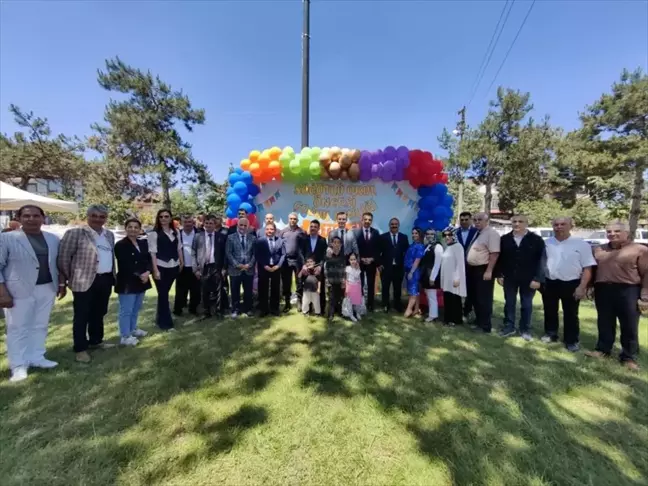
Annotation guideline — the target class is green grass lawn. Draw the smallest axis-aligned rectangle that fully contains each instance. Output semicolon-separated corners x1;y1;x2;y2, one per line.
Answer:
1;287;647;486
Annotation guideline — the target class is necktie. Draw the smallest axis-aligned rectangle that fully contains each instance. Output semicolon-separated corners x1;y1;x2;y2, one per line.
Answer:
241;236;246;250
392;234;397;247
365;229;370;241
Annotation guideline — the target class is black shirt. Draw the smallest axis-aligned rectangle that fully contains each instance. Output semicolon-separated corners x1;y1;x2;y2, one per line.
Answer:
26;232;52;285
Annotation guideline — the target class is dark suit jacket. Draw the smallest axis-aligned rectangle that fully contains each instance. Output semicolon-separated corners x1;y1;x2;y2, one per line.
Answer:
226;232;256;276
300;234;328;265
457;226;479;253
255;236;286;269
379;231;409;268
228;226;255;236
495;231;546;284
192;231;227;272
356;227;381;262
114;238;152;294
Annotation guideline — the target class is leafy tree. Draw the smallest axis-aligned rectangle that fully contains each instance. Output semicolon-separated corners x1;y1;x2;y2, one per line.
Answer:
448;179;482;215
566;68;648;236
438;127;470;218
93;57;211;209
463;88;535;215
570;198;606;229
169;188;202;217
0;105;85;194
515;199;565;227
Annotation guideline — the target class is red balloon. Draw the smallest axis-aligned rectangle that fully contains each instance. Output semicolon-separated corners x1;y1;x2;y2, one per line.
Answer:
430;160;442;174
409;149;424;167
227;218;237;228
439;172;449;184
423;151;434;163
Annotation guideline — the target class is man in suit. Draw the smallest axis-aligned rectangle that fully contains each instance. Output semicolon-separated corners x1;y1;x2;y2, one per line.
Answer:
456;211;479;320
58;204;116;364
255;222;285;316
226;217;256;317
495;214;546;340
379;217;409;312
280;212;306;312
193;214;228;319
327;211;358;257
213;215;230;312
174;214;201;316
0;205;66;382
356;212;381;312
227;208;256;236
257;213;275;238
300;219;328;312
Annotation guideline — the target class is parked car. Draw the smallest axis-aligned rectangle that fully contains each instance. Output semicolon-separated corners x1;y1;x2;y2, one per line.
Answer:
529;227;554;240
585;229;648;247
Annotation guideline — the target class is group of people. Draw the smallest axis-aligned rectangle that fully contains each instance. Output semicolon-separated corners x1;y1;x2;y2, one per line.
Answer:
0;203;646;383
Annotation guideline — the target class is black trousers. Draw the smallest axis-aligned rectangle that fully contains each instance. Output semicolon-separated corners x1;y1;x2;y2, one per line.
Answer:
542;278;581;345
327;283;343;317
443;292;463;325
466;265;495;332
463;260;475;317
72;273;114;352
594;283;640;362
258;268;281;314
174;267;201;314
381;264;404;311
281;262;303;305
360;262;377;311
230;273;253;314
154;266;178;330
201;264;222;317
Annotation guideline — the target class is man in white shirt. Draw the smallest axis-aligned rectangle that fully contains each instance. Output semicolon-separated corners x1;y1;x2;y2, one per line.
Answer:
541;216;596;352
174;215;201;316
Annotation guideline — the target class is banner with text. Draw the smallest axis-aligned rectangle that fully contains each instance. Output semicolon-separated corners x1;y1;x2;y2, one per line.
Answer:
255;180;419;238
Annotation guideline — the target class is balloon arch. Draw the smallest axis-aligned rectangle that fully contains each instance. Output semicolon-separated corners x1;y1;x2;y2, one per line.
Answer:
225;146;453;231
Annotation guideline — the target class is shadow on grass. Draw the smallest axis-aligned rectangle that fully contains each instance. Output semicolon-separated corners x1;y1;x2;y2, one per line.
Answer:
302;308;648;486
0;294;297;486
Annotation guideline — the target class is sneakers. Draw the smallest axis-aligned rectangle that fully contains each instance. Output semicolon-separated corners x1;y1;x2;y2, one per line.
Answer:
132;329;148;338
349;315;358;322
499;328;516;338
540;335;558;343
521;333;533;342
75;351;91;364
10;366;28;382
566;343;580;353
120;336;139;347
30;358;58;369
231;312;238;319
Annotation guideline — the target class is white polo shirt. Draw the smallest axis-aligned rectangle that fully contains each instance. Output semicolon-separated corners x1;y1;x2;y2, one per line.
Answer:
180;229;195;266
545;236;596;281
95;229;113;274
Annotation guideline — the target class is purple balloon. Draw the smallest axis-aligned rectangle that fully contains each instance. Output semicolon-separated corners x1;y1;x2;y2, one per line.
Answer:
360;167;372;182
394;165;405;181
359;152;371;171
398;155;410;169
383;159;396;175
372;150;384;164
396;145;409;159
380;170;393;182
371;163;381;179
384;146;397;161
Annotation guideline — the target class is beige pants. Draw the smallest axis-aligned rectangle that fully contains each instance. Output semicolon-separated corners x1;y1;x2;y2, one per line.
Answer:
302;291;321;314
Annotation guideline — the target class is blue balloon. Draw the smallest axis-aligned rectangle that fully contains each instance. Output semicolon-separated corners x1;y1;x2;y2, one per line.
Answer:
444;206;454;219
417;186;434;198
248;203;257;214
248;183;260;198
240;171;253;185
226;193;242;208
229;172;242;185
226;186;234;195
233;181;248;197
432;218;450;231
239;202;253;214
234;167;243;175
419;195;439;209
418;208;434;221
225;207;236;219
442;194;454;207
414;218;429;229
433;206;447;219
430;183;448;198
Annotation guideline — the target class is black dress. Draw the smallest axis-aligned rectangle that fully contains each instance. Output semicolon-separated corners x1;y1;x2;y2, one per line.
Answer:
419;243;442;290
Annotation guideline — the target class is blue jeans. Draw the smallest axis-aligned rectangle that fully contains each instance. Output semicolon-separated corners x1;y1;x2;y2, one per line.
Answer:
503;280;536;333
118;293;145;338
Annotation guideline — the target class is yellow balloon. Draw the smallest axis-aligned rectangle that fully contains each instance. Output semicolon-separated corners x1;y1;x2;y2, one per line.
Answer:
249;150;261;162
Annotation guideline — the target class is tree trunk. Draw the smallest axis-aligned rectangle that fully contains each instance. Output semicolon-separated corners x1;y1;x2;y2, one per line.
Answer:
628;161;645;239
456;179;465;225
19;176;30;190
484;183;493;217
161;170;171;210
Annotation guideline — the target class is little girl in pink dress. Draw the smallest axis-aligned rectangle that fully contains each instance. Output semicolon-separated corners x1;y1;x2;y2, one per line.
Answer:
343;254;365;322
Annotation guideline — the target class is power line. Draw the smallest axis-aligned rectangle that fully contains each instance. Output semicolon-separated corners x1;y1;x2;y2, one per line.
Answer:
484;0;537;97
467;0;516;106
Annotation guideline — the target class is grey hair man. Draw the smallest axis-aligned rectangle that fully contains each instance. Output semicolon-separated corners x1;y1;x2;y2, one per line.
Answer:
279;212;306;312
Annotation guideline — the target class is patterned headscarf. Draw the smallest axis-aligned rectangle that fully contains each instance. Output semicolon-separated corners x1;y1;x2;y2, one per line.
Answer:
442;226;457;244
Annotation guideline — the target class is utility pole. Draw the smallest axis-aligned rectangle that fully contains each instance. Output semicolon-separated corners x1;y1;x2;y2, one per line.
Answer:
301;0;310;149
454;106;466;224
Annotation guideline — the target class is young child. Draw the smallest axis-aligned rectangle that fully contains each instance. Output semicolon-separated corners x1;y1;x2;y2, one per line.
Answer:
300;257;321;315
343;253;365;322
324;236;346;320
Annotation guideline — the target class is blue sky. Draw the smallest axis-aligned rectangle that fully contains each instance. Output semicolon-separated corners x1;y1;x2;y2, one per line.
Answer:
1;0;646;182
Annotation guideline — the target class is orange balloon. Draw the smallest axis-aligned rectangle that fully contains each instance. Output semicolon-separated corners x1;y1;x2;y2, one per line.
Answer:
258;154;271;169
348;162;360;181
328;161;341;179
240;158;251;171
350;149;361;163
269;146;282;160
320;167;331;180
249;162;262;177
249;150;261;162
340;153;352;169
268;160;281;176
340;169;349;180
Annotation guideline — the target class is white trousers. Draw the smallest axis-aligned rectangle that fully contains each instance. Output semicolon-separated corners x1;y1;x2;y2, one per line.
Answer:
425;288;439;319
302;291;321;314
5;284;56;369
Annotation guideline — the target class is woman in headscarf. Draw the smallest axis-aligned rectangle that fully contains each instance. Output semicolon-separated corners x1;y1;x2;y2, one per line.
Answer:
419;229;444;322
404;227;425;317
440;226;466;326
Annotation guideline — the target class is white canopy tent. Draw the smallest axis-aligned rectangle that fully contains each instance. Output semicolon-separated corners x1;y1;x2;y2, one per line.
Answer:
0;181;79;213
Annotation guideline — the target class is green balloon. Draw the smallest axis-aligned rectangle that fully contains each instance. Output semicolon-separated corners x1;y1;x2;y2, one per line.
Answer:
310;146;322;161
289;159;301;174
300;147;312;160
279;152;292;166
283;146;295;157
309;161;320;176
299;155;310;169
